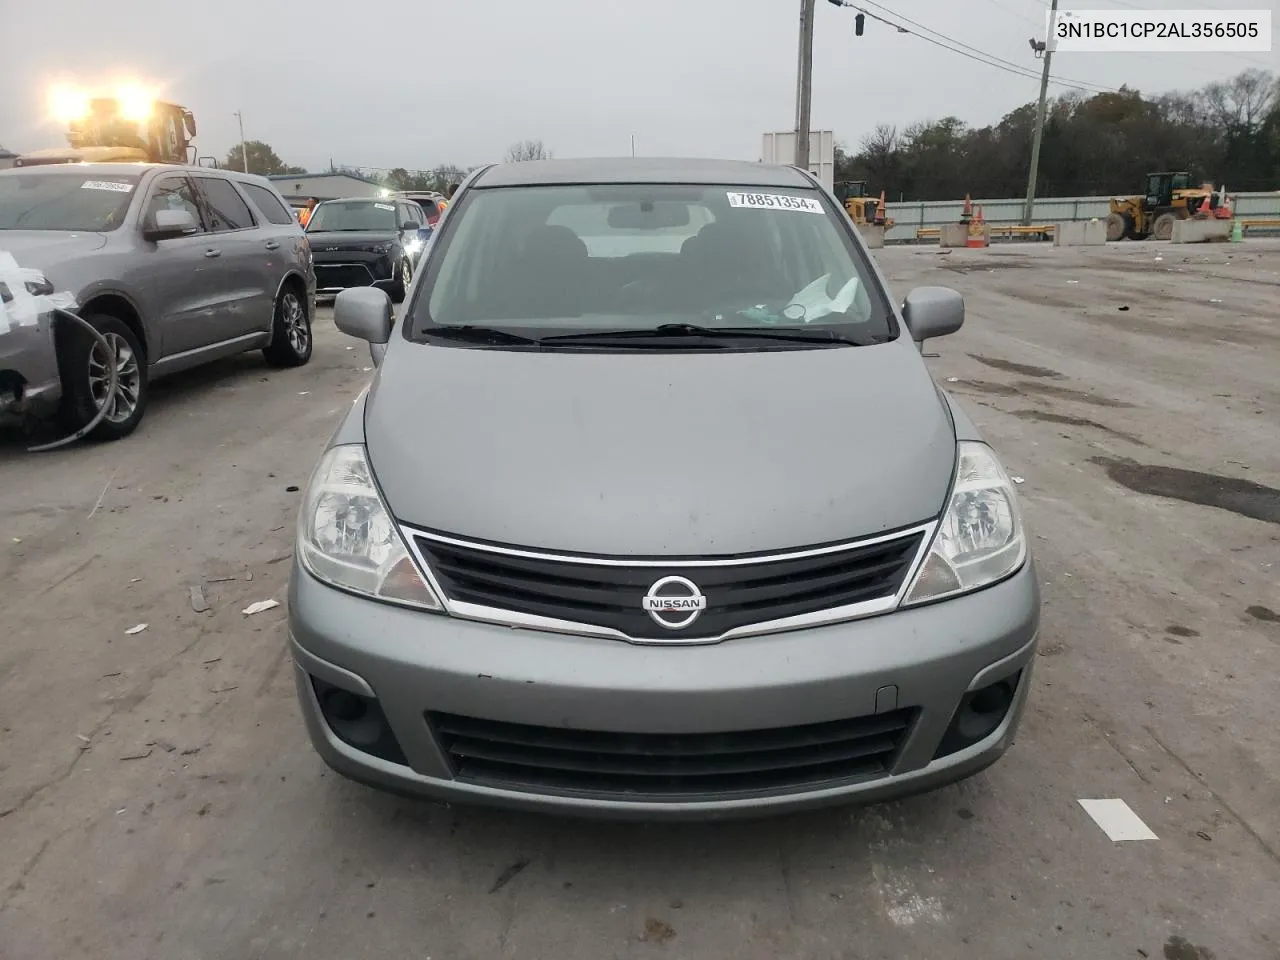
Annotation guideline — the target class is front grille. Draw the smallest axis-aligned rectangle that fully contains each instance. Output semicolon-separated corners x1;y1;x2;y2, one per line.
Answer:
414;529;924;640
429;708;917;800
314;263;375;289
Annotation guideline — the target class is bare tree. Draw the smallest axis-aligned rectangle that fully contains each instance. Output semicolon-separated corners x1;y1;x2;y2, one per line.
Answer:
1202;68;1275;130
504;139;550;162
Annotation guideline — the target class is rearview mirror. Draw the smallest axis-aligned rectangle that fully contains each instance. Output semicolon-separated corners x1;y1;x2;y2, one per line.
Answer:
334;288;395;365
607;202;690;229
901;286;964;344
143;208;198;241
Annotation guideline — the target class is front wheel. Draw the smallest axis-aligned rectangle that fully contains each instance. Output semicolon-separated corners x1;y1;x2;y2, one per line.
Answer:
263;285;312;368
1105;213;1127;242
1153;213;1177;242
389;258;412;304
60;314;148;442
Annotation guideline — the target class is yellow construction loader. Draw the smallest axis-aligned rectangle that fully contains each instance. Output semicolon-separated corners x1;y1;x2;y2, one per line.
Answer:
834;180;895;230
1105;172;1229;242
15;86;197;167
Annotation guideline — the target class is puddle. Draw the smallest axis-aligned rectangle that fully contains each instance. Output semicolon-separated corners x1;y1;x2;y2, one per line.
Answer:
1246;605;1279;624
969;355;1064;379
1008;409;1146;446
1091;457;1280;525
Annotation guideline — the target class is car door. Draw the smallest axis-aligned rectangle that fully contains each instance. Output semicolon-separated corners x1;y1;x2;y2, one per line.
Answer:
191;174;273;340
135;173;237;359
241;180;310;310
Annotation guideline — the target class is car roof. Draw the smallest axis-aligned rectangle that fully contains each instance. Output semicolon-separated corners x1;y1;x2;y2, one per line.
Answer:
473;157;816;189
316;196;397;204
0;162;283;188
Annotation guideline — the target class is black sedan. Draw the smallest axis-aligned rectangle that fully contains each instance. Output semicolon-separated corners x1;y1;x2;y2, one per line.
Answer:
304;197;428;302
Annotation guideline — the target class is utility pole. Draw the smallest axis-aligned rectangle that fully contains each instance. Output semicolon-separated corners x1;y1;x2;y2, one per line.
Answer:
794;0;817;172
1022;0;1058;225
233;111;249;173
631;134;636;158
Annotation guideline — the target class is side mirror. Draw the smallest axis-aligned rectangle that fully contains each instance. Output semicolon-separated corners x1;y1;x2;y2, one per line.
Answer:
143;208;198;241
901;286;964;344
400;222;417;232
334;288;395;365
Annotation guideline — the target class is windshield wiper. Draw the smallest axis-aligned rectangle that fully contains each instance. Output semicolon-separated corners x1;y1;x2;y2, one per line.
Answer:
541;323;878;347
422;324;541;346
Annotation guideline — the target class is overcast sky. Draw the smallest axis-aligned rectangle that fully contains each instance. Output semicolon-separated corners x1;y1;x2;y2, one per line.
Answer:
0;0;1275;171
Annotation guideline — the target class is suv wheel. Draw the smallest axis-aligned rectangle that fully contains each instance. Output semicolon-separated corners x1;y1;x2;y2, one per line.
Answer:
389;258;413;304
263;285;313;368
60;314;148;442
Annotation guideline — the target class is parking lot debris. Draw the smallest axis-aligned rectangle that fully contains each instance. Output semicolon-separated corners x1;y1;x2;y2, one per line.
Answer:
124;623;148;635
1118;305;1130;311
119;748;153;761
241;600;279;616
189;585;210;613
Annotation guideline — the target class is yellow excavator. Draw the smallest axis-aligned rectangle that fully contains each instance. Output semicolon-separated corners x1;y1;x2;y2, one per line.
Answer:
1105;172;1230;242
834;181;895;230
15;87;197;167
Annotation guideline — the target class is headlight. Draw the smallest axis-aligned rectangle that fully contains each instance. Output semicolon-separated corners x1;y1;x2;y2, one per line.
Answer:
297;444;443;611
902;441;1026;605
364;241;394;254
25;277;55;297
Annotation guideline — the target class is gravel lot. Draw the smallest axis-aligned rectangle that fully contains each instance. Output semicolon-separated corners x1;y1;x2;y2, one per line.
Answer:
2;239;1277;960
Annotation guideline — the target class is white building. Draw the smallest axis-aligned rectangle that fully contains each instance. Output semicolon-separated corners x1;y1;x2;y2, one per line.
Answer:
266;172;384;202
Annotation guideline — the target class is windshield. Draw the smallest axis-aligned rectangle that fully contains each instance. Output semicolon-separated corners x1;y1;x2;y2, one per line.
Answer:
306;200;398;232
0;172;139;232
411;183;892;345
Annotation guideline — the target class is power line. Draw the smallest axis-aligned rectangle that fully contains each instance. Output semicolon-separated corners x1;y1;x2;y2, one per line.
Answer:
855;0;1119;93
828;0;1117;94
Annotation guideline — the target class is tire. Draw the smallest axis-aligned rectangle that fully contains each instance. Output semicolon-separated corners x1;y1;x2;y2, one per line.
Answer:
59;313;147;442
263;284;313;368
389;258;412;304
1153;213;1177;241
1105;213;1127;242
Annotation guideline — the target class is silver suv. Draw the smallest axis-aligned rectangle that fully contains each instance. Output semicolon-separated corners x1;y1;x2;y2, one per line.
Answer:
0;163;315;441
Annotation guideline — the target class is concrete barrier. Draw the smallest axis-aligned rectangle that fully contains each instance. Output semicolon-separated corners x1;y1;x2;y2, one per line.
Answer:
939;223;970;248
1055;220;1106;247
1171;219;1232;243
857;224;885;248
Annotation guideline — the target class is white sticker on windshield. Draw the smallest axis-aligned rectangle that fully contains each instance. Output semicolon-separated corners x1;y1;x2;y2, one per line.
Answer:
81;180;134;193
374;202;396;211
727;192;822;213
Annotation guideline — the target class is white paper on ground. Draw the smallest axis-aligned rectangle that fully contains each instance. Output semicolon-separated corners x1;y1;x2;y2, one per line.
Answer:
242;599;280;616
1077;798;1158;841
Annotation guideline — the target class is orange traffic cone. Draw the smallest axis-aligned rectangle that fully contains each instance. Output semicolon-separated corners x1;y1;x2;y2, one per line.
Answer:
961;193;973;222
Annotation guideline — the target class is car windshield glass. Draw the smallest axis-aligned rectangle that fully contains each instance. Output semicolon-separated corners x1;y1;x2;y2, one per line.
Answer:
0;172;139;232
307;200;398;232
411;183;893;345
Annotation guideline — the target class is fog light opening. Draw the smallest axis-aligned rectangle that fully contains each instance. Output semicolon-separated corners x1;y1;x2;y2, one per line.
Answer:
311;677;409;766
935;671;1022;760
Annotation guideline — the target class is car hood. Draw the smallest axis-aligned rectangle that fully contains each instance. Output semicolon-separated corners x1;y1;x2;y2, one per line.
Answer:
305;230;396;251
0;231;108;273
365;340;957;556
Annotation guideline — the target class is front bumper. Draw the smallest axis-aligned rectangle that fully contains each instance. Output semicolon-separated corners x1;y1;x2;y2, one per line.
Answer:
288;558;1040;819
312;253;396;296
0;307;64;418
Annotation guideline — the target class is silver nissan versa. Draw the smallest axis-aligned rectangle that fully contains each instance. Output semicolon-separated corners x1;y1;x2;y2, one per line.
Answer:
288;158;1039;819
